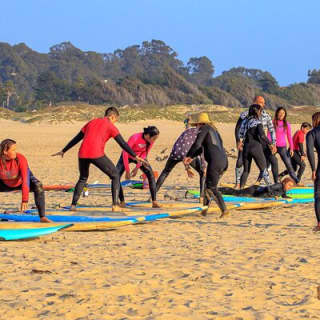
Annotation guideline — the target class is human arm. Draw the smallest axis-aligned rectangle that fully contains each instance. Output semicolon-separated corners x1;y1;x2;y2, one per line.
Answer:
186;126;208;159
121;134;138;174
306;131;316;178
114;134;137;159
18;155;30;207
52;131;84;157
235;117;244;143
287;122;294;153
257;123;272;146
266;115;277;145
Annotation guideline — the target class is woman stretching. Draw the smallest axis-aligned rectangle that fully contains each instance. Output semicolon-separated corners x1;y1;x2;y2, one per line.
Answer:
269;107;299;183
52;107;143;212
116;126;160;208
184;113;228;217
307;112;320;231
156;125;206;202
238;104;272;188
0;139;51;222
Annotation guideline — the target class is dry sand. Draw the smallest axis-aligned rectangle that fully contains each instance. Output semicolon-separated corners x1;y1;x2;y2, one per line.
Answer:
0;119;319;320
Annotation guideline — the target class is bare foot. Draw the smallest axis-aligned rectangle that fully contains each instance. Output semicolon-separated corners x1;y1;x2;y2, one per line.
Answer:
233;184;240;190
220;211;230;218
119;201;126;208
313;226;320;232
70;205;77;211
112;205;129;213
152;201;161;208
40;217;52;223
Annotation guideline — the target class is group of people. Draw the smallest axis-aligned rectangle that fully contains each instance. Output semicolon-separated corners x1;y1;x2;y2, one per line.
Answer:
1;102;320;229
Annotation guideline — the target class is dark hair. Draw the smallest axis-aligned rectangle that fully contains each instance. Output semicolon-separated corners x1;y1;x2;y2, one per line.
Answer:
301;122;312;129
143;126;160;138
274;107;288;129
105;107;119;117
248;104;261;119
312;112;320;128
0;139;16;164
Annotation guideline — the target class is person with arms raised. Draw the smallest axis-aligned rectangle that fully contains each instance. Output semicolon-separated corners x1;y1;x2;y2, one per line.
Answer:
52;107;144;212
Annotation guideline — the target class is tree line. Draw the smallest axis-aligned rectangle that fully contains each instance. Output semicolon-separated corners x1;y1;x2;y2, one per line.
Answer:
1;40;320;111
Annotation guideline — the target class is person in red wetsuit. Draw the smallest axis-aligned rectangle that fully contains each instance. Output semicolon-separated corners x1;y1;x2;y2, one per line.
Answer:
0;139;51;222
52;107;144;212
116;126;160;208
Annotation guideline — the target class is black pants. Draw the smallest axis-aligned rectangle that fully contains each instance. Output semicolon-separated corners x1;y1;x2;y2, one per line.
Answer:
315;168;320;223
203;157;228;213
0;170;45;217
72;156;120;206
276;147;298;183
116;155;156;202
280;150;306;182
156;157;205;197
257;144;279;183
240;142;271;188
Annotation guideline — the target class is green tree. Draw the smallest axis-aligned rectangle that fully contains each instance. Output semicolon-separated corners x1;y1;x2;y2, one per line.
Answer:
187;56;214;86
308;69;320;84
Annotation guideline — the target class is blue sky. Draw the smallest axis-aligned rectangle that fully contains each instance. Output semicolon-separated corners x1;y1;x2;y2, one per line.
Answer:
1;0;319;85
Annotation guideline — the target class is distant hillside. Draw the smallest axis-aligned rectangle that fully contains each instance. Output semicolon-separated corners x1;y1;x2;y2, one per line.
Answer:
1;40;320;111
0;103;317;124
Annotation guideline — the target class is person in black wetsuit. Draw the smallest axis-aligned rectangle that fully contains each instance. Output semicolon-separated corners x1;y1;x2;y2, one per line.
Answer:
52;107;144;212
183;113;228;217
219;177;295;199
306;112;320;230
238;104;272;189
234;96;278;187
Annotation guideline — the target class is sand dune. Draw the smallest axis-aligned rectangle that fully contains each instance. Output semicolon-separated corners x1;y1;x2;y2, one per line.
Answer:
0;119;319;320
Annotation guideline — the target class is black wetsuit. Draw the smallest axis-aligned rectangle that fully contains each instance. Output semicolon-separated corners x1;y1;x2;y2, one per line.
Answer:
239;118;272;188
306;126;320;223
219;183;286;199
62;132;136;206
280;144;306;183
187;124;228;213
0;171;45;218
116;154;157;202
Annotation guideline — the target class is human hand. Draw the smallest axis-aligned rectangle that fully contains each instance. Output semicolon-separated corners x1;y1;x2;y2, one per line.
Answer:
131;167;139;178
290;150;294;157
51;151;64;158
125;171;131;180
20;202;28;212
183;157;193;165
186;168;194;178
301;156;306;162
237;141;243;151
312;171;316;182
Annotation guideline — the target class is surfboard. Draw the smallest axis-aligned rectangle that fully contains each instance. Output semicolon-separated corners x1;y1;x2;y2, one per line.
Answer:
0;224;72;240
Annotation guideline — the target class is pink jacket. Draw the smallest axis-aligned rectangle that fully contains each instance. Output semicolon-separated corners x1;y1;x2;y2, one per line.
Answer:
268;120;293;149
122;132;153;173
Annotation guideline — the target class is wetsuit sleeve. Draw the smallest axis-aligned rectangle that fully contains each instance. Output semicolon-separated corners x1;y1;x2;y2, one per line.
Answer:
238;120;247;140
18;155;30;203
122;135;137;173
114;134;137;158
298;143;305;156
235;117;244;143
186;126;208;158
266;115;276;144
287;122;294;150
306;130;316;171
62;131;84;153
257;124;271;145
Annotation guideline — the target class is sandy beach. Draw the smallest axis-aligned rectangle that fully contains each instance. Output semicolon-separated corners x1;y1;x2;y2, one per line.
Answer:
0;119;319;320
